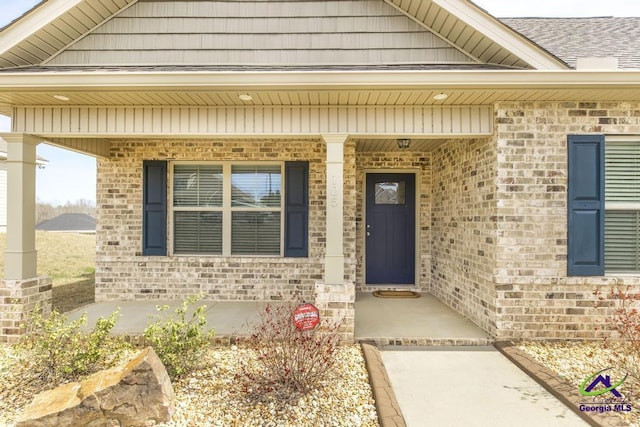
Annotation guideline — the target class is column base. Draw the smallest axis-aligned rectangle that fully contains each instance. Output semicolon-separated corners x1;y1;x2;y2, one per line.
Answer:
315;280;355;343
0;276;52;343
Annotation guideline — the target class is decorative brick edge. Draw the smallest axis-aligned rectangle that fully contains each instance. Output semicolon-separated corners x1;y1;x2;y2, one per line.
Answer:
360;341;406;427
494;342;630;427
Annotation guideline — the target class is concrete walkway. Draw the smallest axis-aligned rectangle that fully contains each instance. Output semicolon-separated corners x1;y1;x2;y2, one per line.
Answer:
381;347;588;427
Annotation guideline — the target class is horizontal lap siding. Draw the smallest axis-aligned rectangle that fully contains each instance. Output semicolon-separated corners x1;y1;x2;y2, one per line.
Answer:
48;0;473;66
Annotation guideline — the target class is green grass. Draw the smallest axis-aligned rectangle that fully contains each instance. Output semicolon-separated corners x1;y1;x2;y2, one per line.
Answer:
0;231;95;287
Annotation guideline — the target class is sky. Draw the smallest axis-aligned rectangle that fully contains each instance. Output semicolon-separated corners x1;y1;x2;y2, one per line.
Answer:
1;0;640;204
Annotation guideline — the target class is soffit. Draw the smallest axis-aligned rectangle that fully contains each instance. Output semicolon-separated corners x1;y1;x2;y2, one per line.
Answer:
3;87;640;117
3;86;640;106
0;0;137;69
2;68;640;113
386;0;567;69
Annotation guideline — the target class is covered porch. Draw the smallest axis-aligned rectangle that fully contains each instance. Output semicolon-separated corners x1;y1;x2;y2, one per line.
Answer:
0;89;497;343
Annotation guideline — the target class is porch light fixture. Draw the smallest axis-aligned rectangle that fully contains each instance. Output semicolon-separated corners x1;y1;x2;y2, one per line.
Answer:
397;138;410;149
238;94;253;101
53;94;70;101
433;92;448;101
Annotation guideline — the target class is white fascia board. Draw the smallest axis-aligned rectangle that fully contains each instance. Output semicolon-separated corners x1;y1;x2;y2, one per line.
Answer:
0;70;639;90
0;0;84;56
434;0;567;70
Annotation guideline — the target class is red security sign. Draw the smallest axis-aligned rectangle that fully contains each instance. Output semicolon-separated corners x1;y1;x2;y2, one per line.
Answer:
292;303;320;331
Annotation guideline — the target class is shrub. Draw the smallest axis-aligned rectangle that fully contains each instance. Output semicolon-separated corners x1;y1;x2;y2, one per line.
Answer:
20;307;128;383
143;295;214;379
595;286;640;377
237;302;342;404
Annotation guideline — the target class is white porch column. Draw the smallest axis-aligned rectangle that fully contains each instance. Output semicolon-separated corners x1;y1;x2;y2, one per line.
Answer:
2;133;39;279
322;134;348;285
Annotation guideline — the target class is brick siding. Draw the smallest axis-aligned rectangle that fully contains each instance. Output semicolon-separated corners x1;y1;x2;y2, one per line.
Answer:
96;139;327;303
493;101;640;339
430;138;498;335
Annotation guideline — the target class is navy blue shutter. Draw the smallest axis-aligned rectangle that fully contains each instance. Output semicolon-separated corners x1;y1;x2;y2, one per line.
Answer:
567;135;605;276
143;161;167;256
284;161;309;257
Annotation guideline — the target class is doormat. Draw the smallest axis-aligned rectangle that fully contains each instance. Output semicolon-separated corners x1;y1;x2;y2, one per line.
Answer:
372;290;420;298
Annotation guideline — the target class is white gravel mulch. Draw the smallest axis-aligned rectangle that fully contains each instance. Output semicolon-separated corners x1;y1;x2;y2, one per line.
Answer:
519;341;639;427
0;344;379;427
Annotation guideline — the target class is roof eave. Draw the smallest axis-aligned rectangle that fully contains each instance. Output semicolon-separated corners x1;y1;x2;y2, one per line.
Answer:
435;0;569;70
0;69;637;91
0;0;84;57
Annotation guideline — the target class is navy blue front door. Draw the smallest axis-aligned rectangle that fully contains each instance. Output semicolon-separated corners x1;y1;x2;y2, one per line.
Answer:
365;173;415;284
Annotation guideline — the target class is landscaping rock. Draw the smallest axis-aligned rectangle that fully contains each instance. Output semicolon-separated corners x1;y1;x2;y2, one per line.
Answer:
16;347;174;427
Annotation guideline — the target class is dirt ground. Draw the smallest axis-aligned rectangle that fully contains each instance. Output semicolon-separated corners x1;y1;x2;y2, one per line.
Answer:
51;274;95;313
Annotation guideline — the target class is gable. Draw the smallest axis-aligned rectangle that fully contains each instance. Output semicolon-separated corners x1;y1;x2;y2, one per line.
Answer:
0;0;569;71
46;0;476;66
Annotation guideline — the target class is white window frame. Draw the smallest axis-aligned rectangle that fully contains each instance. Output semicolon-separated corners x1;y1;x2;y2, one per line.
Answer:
169;161;284;257
604;135;640;274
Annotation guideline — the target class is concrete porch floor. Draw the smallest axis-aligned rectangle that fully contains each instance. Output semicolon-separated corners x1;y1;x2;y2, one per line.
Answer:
63;292;492;345
355;292;493;346
65;300;269;340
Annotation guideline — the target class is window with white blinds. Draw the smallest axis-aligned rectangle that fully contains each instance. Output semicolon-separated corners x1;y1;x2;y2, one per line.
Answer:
172;163;282;256
231;165;281;254
605;140;640;272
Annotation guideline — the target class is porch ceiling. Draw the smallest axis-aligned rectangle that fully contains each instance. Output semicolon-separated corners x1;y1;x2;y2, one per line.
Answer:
355;138;450;152
3;87;640;117
2;69;640;117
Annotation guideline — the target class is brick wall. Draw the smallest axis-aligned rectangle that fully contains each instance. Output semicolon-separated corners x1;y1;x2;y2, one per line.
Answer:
95;139;327;303
430;138;498;335
0;277;52;343
355;151;431;291
494;101;640;339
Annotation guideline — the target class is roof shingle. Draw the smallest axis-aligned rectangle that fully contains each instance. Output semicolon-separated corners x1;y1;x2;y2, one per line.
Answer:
501;17;640;69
